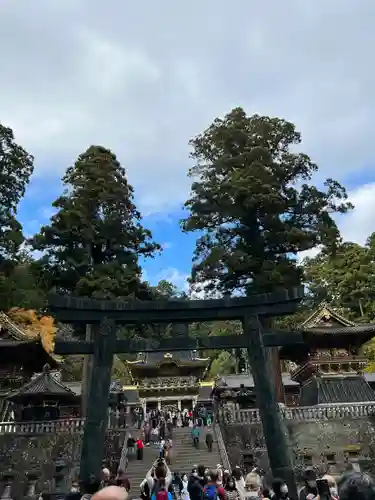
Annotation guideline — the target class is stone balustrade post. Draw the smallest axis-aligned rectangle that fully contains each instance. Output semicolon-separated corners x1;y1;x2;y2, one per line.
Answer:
24;471;39;500
53;460;66;500
0;471;14;500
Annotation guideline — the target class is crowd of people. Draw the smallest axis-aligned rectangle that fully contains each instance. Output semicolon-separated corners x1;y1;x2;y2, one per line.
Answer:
131;407;214;431
67;459;375;500
124;407;214;466
64;406;374;500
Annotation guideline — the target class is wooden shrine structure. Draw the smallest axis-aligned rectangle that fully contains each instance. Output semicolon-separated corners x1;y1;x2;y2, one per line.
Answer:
213;302;375;408
125;349;212;412
49;286;305;498
282;302;375;405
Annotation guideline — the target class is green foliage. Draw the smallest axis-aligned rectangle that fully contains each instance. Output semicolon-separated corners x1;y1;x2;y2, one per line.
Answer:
31;145;160;299
190;320;241;377
364;338;375;372
209;350;236;377
302;235;375;321
182;108;353;296
0;123;34;264
152;279;180;299
62;354;131;383
0;262;46;311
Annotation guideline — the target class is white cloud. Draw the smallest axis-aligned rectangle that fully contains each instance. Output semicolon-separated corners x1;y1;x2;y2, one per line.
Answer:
298;183;375;262
153;267;190;292
158;184;375;292
0;0;374;214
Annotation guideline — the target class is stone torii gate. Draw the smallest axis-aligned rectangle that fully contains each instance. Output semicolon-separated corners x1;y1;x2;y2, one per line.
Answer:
49;286;305;498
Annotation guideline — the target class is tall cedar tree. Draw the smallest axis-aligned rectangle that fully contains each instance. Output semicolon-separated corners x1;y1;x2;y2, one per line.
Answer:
182;108;353;295
0;123;34;264
31;145;160;299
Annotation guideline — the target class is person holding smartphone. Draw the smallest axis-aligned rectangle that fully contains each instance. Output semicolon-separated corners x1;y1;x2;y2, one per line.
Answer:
299;470;318;500
319;476;339;500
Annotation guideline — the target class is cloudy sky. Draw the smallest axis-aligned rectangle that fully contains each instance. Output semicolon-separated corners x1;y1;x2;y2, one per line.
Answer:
1;0;375;292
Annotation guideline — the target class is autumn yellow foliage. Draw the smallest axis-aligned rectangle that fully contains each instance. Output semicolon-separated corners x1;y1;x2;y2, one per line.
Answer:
7;308;57;354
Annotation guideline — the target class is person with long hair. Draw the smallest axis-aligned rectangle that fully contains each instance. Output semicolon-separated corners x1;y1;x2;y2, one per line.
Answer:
181;474;190;500
224;477;241;500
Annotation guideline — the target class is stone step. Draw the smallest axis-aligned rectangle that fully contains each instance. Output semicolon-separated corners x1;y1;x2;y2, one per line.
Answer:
122;426;222;494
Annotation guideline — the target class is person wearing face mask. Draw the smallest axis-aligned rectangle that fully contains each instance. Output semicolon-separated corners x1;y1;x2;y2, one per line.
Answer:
243;473;261;500
224;477;241;500
66;481;81;500
271;479;289;500
181;474;190;500
299;469;318;500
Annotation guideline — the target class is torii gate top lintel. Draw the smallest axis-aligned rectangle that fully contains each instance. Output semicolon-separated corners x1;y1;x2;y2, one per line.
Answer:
47;285;304;324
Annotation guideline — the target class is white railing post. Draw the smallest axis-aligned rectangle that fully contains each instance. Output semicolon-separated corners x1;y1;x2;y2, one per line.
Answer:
225;402;375;423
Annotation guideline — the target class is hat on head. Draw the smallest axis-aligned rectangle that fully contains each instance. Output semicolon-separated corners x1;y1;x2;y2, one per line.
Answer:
303;469;317;481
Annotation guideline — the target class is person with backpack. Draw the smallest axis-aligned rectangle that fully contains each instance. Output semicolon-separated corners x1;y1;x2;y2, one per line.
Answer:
151;478;173;500
202;471;225;500
205;429;214;452
146;458;173;496
191;425;200;448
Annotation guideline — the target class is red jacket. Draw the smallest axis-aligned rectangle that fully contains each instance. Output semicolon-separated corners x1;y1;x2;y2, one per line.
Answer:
136;439;144;449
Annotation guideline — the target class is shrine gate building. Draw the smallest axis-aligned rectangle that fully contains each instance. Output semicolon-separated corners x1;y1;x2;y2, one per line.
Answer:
123;350;213;414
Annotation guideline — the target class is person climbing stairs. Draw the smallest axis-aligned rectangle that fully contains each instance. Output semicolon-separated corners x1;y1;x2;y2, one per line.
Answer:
122;426;223;495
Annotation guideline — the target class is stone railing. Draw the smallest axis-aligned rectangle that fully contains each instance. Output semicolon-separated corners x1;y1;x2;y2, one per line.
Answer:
0;375;29;393
0;411;130;435
214;422;231;472
220;402;375;424
0;418;85;435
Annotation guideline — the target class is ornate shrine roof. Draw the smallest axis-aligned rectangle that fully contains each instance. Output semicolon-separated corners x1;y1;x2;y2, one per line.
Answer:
127;350;210;368
300;302;356;329
214;372;299;390
7;364;78;403
0;312;59;369
126;349;211;387
299;374;375;406
300;302;375;337
280;302;375;359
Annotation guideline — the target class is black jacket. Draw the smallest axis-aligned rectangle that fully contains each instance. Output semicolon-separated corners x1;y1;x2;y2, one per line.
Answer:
188;477;203;500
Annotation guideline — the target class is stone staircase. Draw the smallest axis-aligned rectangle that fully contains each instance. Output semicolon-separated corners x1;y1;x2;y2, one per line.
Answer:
125;427;222;496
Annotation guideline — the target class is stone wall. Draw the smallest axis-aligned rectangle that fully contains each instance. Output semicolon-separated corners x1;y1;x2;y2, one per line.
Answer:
0;430;126;498
221;416;375;481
